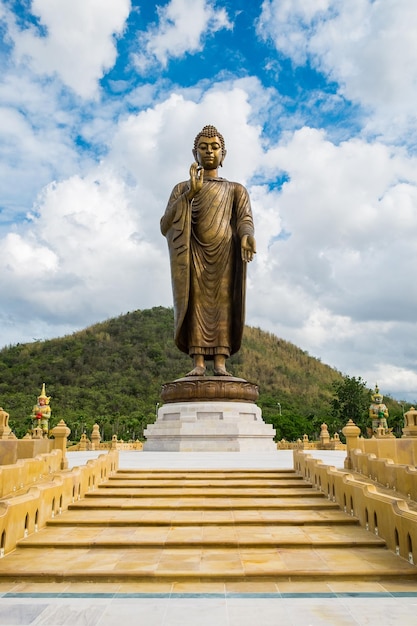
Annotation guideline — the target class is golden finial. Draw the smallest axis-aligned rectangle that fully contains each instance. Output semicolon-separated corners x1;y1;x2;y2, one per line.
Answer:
38;383;51;404
371;383;383;402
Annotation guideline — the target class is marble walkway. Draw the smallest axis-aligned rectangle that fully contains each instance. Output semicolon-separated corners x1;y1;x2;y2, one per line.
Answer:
0;450;417;625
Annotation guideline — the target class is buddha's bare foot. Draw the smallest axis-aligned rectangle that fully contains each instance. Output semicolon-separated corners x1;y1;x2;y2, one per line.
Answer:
186;365;206;377
214;367;233;376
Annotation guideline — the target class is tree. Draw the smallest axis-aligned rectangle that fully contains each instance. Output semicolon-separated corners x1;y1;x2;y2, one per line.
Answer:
330;375;369;435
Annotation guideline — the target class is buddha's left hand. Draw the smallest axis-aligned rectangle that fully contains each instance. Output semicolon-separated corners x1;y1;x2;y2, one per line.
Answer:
241;235;256;263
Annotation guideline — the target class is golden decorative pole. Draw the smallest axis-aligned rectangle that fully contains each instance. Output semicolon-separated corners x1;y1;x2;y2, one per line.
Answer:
51;420;71;469
342;419;361;469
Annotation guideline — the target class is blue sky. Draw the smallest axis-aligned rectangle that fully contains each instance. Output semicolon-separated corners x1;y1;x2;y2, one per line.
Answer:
1;0;417;402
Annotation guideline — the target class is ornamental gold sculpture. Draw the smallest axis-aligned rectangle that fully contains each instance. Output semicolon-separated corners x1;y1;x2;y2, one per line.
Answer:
161;125;256;377
31;383;51;436
368;384;392;436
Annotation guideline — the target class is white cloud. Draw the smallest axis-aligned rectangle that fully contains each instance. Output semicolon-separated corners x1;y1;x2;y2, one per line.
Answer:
3;232;58;278
257;0;332;65
0;167;168;328
0;60;126;235
8;0;131;98
0;91;80;233
363;364;417;401
264;127;417;268
133;0;232;71
108;82;263;193
257;0;417;140
244;125;417;399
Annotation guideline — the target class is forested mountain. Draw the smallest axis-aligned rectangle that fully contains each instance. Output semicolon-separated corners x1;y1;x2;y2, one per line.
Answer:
0;307;405;441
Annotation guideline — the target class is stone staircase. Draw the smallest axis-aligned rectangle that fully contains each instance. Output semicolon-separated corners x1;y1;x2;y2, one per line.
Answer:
1;468;417;582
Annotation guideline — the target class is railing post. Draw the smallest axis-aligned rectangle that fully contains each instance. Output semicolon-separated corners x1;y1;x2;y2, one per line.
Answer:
51;420;71;469
342;419;361;469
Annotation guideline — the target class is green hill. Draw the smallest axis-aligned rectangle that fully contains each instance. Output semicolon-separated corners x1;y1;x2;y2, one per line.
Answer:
0;307;407;441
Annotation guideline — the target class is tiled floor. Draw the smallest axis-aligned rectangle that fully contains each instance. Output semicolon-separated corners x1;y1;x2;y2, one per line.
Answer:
1;450;417;625
1;582;417;625
67;449;345;471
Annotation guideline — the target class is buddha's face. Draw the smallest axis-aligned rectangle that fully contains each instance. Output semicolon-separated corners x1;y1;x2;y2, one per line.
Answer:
194;135;224;170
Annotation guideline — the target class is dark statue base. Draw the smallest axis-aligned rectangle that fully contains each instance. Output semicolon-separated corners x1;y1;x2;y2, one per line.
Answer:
160;376;259;403
143;377;276;452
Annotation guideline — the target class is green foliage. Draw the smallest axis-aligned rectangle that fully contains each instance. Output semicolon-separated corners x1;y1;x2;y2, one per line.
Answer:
0;307;185;439
0;307;411;441
330;375;369;434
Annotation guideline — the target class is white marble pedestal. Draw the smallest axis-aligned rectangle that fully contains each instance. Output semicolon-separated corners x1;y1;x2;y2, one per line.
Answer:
143;400;276;451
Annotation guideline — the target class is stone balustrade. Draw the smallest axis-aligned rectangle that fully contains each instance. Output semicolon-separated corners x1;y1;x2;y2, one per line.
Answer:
0;450;118;557
294;449;417;564
0;450;63;499
67;440;143;452
349;449;417;500
353;436;417;466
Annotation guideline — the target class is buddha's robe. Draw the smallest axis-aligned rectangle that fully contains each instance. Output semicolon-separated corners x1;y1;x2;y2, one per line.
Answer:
161;177;254;358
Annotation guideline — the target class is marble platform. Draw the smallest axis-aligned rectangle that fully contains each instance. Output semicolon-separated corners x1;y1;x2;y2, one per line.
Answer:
143;376;276;451
143;400;276;451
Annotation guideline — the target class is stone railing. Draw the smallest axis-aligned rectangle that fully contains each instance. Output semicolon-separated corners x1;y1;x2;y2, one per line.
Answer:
0;419;73;470
67;437;143;452
350;437;417;467
0;450;118;557
277;428;346;451
349;449;417;500
339;418;417;501
0;449;63;499
294;447;417;565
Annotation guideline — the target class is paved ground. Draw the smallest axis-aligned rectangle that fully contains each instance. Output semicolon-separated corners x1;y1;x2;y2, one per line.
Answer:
1;450;417;625
67;449;348;471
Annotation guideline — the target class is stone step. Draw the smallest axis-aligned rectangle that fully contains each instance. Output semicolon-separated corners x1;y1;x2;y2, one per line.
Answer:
70;495;338;509
45;508;361;526
114;468;299;472
104;479;308;488
18;524;386;549
2;466;417;584
1;545;415;582
105;470;305;486
114;470;298;479
86;487;316;497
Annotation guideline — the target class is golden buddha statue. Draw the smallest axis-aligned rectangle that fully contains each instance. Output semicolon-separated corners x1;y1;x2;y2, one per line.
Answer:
161;125;256;377
32;383;51;436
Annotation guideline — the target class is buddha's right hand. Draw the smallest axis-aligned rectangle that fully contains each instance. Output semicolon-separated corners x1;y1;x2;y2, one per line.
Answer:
187;162;204;200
